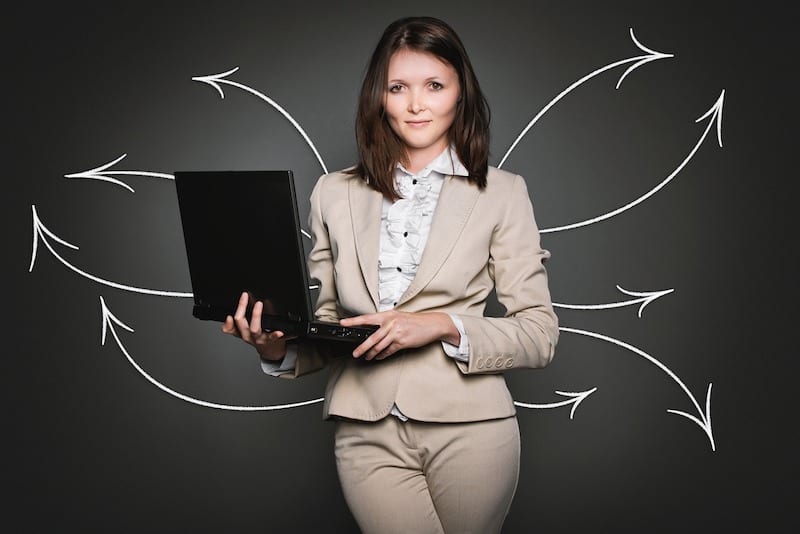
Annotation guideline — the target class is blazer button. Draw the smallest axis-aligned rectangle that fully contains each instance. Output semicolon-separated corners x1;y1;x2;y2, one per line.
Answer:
505;359;514;368
495;358;504;368
484;357;494;368
476;358;484;369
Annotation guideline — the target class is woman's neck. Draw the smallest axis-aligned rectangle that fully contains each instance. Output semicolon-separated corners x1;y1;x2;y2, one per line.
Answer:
403;143;449;174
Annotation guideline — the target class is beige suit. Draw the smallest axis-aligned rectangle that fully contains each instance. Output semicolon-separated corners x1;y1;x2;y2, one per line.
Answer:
284;165;558;423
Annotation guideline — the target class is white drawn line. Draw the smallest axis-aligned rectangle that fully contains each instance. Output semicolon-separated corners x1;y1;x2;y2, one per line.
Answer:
541;90;725;234
65;154;174;193
560;326;715;451
100;296;324;411
514;387;597;419
498;28;673;169
554;285;674;318
192;66;329;174
64;154;315;239
29;205;193;298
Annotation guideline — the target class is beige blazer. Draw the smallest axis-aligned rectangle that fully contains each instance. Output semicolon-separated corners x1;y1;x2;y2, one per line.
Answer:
286;166;559;423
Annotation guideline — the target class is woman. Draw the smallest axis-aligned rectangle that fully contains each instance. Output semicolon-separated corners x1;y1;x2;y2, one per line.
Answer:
223;16;558;534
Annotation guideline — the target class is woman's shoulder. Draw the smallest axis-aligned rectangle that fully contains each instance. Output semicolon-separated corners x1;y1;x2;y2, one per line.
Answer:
484;166;526;194
315;166;365;189
486;165;522;181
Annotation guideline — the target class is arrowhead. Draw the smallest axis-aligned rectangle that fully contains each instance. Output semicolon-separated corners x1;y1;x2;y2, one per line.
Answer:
99;296;134;346
29;205;80;273
616;28;674;89
616;285;675;318
666;382;715;451
555;387;598;419
64;154;135;192
192;66;240;99
695;89;725;147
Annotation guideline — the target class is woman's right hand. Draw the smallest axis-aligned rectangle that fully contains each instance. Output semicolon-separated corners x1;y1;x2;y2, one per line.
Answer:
222;291;290;361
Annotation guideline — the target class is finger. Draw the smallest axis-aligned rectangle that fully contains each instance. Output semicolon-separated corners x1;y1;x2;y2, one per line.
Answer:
250;301;264;337
234;291;249;320
222;315;239;336
269;331;285;341
352;328;386;359
235;314;252;343
375;343;397;360
366;334;395;361
340;313;381;327
363;328;396;361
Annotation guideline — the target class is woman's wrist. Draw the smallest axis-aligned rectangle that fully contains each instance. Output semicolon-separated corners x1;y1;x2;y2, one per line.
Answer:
435;312;461;346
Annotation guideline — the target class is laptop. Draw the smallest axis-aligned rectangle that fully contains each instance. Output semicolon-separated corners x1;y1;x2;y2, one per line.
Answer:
173;169;378;344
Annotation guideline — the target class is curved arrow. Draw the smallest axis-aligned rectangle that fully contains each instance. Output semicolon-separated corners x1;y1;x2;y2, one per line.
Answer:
554;285;674;318
100;296;324;411
192;66;328;174
541;90;725;233
560;326;714;451
498;28;673;169
64;154;174;193
514;387;597;419
29;205;193;298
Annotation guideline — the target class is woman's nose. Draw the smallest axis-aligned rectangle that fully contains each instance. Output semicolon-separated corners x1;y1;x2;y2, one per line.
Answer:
407;90;425;113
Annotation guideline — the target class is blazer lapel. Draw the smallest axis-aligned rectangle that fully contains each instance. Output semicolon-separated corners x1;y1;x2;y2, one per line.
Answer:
348;178;383;311
398;176;481;306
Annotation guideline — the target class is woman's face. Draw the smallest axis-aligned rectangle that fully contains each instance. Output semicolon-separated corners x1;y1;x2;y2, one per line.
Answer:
384;48;460;167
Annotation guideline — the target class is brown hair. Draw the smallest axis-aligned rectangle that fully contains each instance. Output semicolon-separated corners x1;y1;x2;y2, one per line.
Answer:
346;16;491;200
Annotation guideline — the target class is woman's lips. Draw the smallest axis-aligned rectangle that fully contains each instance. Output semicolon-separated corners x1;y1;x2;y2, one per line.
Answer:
405;120;431;128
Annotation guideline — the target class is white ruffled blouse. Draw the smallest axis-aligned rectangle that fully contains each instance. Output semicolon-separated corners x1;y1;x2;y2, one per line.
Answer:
379;151;454;311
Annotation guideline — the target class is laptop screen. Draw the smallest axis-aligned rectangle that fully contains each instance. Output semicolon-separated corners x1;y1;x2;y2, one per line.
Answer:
174;170;313;323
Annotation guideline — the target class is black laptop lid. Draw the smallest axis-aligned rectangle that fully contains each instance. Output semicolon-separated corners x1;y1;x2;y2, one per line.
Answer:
174;170;313;323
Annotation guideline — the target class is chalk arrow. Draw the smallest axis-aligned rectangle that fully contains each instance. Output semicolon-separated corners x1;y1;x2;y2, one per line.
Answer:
99;296;324;411
64;154;174;193
29;205;193;298
542;90;725;233
514;387;597;419
499;28;673;168
554;284;674;318
192;66;328;174
561;326;715;451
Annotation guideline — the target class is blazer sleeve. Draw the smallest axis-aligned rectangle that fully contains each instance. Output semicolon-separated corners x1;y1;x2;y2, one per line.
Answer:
456;174;559;375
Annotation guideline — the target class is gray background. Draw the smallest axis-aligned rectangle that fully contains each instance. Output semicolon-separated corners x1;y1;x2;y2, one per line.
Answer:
7;1;794;532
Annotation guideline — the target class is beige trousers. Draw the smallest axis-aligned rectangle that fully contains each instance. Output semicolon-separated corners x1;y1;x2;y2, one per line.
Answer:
334;415;520;534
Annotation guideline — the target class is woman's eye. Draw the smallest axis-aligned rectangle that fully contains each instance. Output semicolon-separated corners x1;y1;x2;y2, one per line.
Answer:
388;84;403;93
429;82;443;90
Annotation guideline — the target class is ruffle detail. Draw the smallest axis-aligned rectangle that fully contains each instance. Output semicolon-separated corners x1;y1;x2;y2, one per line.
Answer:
378;172;443;311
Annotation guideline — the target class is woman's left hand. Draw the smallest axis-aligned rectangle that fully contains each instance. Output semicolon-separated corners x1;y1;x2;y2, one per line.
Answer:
340;311;460;361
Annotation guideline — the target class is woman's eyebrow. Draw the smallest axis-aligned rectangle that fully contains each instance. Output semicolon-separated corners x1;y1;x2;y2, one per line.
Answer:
387;75;446;84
